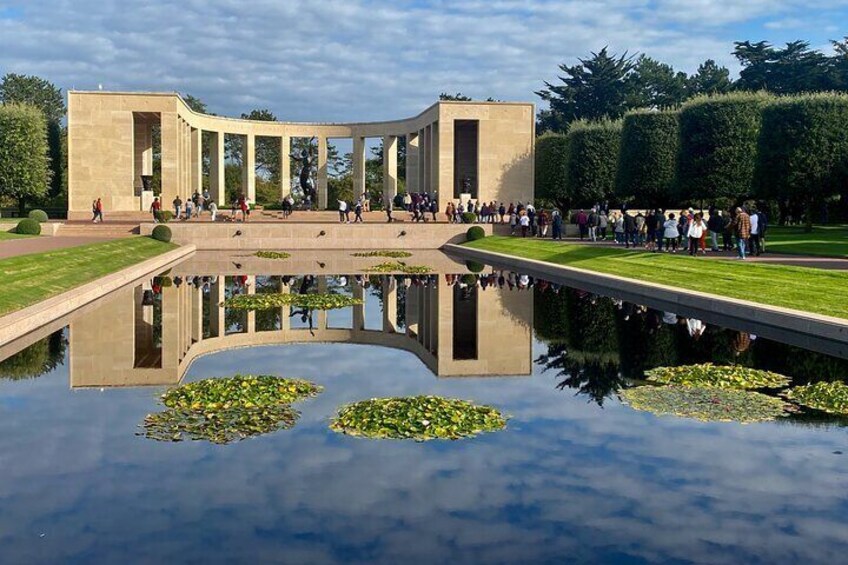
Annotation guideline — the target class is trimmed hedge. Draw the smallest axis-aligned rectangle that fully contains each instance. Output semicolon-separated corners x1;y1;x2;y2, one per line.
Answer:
151;225;172;243
616;110;679;206
466;260;485;273
28;209;48;223
155;210;174;223
466;226;485;241
755;93;848;208
677;91;773;202
461;212;477;224
565;119;622;207
535;133;569;207
15;218;41;235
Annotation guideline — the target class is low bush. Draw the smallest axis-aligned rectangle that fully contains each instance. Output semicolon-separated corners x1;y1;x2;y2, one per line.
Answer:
27;209;48;223
466;226;485;241
466;260;485;273
15;218;41;235
151;225;172;243
155;210;174;223
461;212;477;224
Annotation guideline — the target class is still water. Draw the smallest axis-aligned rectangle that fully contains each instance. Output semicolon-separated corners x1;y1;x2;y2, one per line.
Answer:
1;254;847;563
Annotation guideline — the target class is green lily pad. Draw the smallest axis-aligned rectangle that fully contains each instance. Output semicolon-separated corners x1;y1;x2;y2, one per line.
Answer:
364;261;432;274
645;363;791;390
142;405;299;444
254;251;291;259
223;293;362;311
330;395;508;441
619;385;791;423
162;375;322;410
351;250;412;258
784;381;848;415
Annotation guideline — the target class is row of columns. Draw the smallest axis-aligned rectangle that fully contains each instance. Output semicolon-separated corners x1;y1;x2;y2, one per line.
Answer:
167;120;439;209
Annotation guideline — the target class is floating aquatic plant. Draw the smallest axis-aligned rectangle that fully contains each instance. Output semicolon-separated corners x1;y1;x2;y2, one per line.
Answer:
364;261;432;274
330;395;508;441
223;293;362;311
254;250;291;259
140;375;322;444
619;385;790;423
162;375;322;410
351;250;412;258
783;381;848;415
645;363;791;390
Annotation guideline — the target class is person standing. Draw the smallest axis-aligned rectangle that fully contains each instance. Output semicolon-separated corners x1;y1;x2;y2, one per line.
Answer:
95;198;104;223
519;212;530;237
209;200;218;222
707;210;722;252
731;207;751;259
173;195;182;220
498;202;506;223
623;210;636;248
576;209;588;240
354;199;363;223
385;200;394;223
756;208;768;254
552;209;563;240
749;207;762;256
645;208;658;251
663;213;679;252
687;213;707;256
184;197;193;220
337;199;347;223
653;209;665;252
587;208;598;241
598;210;608;240
538;210;549;238
150;197;161;223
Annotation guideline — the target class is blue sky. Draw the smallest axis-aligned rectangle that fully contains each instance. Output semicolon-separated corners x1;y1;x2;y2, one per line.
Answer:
0;0;846;122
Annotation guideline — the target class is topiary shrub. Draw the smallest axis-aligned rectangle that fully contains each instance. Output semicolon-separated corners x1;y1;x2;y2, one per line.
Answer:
466;260;484;273
536;132;570;210
466;226;485;241
460;274;477;286
15;218;41;235
565;119;622;207
616;110;679;207
28;209;48;223
155;210;174;223
461;212;477;224
151;225;172;243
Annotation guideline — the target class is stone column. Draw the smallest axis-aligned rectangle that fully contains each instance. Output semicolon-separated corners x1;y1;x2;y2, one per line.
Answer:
383;135;398;207
191;127;202;195
430;121;439;202
352;284;364;331
244;133;256;203
185;122;192;197
382;276;397;333
192;284;203;342
210;277;225;338
317;136;328;210
210;132;226;206
280;134;291;200
406;133;419;194
422;125;431;193
280;278;290;331
352;135;366;202
160;113;179;206
317;277;328;330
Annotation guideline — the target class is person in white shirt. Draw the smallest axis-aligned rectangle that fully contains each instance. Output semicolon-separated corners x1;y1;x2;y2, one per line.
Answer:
519;213;531;237
749;208;761;256
338;199;348;223
687;212;707;256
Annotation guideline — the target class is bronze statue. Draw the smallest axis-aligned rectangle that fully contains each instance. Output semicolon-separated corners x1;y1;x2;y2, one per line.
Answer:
290;137;317;204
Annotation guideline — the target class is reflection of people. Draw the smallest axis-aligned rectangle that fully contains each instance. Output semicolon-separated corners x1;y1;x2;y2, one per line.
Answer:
685;317;705;340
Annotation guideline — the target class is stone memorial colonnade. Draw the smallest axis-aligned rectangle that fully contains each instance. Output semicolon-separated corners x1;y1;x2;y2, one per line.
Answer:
67;91;534;220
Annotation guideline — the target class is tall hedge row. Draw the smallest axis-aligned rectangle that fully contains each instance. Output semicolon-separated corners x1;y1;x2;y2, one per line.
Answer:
535;132;569;208
756;93;848;207
676;91;773;202
615;110;679;206
564;119;622;207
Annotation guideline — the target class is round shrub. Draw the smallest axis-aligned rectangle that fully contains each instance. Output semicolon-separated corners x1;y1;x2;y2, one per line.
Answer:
465;260;484;273
155;210;174;223
616;110;679;207
15;218;41;235
151;225;172;243
461;212;477;224
28;209;48;223
460;274;477;286
466;226;485;241
677;92;772;202
565;119;622;207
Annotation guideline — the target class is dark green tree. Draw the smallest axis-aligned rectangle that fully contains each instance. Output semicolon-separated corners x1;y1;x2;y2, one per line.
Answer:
564;119;622;206
537;47;636;131
0;330;67;380
734;40;835;94
534;132;570;211
687;59;733;95
627;55;689;109
439;92;472;101
0;74;65;199
0;103;51;212
616;110;679;206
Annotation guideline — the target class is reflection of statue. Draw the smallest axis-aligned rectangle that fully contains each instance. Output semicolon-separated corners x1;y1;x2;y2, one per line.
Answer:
290;137;316;204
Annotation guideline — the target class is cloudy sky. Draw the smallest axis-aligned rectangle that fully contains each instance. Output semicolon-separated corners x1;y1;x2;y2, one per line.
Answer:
1;0;847;122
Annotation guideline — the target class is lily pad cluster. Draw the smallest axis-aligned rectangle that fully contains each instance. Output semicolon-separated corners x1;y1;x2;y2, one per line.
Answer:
352;250;412;258
620;385;790;423
364;261;432;274
140;375;323;444
330;395;508;440
223;293;363;311
254;251;291;260
645;363;791;390
783;381;848;415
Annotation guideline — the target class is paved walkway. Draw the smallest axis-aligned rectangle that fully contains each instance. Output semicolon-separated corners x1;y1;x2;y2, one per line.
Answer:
0;236;111;260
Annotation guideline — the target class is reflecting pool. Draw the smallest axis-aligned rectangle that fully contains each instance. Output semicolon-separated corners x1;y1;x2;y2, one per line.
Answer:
1;253;848;563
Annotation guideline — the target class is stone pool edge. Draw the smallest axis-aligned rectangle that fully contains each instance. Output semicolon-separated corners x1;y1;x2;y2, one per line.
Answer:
445;243;848;356
0;244;196;346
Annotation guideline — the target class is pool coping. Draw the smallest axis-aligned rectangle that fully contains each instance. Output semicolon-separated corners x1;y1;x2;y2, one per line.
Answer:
445;243;848;358
0;244;196;347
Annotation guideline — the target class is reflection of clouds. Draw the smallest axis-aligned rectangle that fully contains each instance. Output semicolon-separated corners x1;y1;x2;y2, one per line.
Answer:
0;341;847;563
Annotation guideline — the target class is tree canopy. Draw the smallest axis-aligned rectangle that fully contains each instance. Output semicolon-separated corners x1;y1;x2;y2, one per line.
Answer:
0;103;51;211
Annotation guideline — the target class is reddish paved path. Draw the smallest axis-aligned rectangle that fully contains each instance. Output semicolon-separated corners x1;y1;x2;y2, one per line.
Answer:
0;236;111;259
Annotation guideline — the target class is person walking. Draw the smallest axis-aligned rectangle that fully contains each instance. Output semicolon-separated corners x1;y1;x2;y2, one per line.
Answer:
613;212;625;244
623;210;636;248
645;208;658;251
150;197;161;223
653;209;665;252
538;210;549;238
749;207;762;256
687;213;707;256
173;195;182;220
509;209;518;235
552;209;563;240
663;212;679;252
354;199;363;223
386;201;394;223
498;202;506;223
731;207;751;259
95;198;104;223
519;212;530;237
756;208;768;254
707;209;722;252
576;209;588;241
209;200;218;222
598;210;608;240
337;199;347;223
184;197;193;220
587;209;598;241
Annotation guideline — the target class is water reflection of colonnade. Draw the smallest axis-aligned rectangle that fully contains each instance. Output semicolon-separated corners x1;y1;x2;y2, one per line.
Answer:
69;274;532;388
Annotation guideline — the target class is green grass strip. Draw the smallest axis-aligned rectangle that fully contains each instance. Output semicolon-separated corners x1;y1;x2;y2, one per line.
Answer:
764;225;848;258
0;237;177;316
463;236;848;319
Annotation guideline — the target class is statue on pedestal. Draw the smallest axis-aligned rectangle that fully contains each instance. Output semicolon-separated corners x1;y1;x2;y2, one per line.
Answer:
291;137;317;207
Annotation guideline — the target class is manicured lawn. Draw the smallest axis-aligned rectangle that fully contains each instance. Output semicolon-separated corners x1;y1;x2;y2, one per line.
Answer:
463;236;848;319
0;231;34;240
0;237;176;316
764;225;848;257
